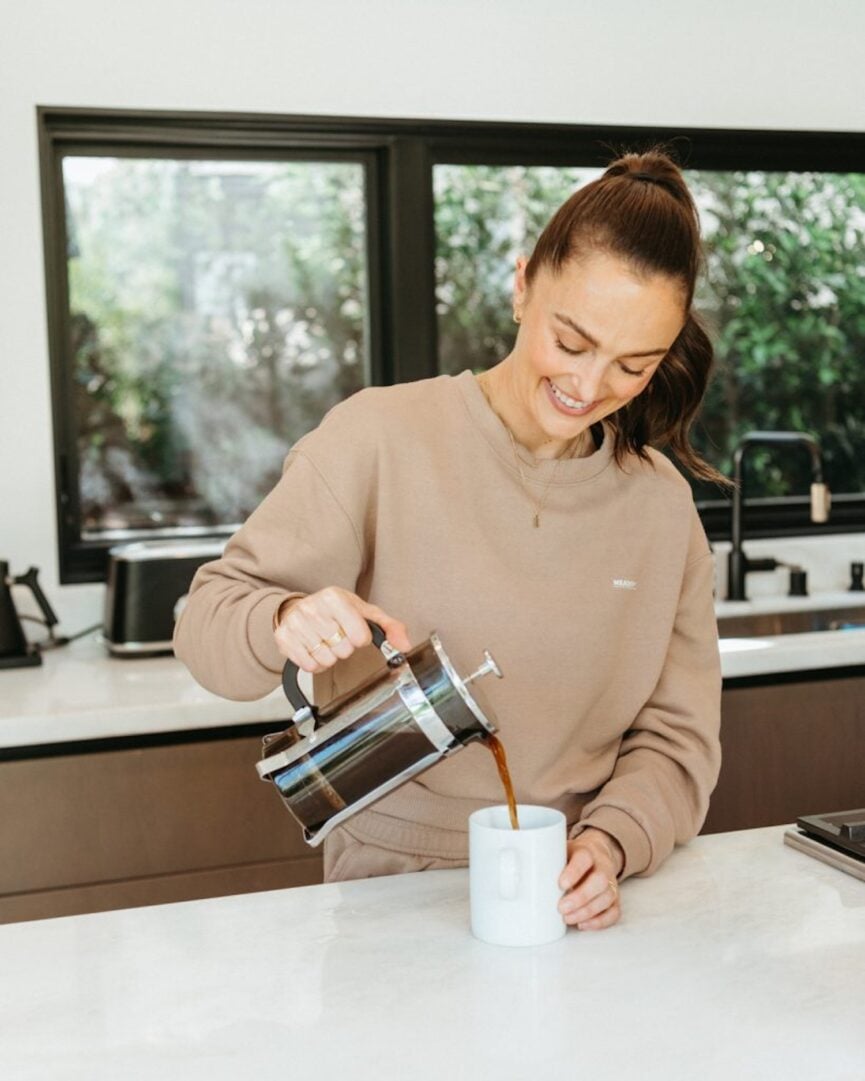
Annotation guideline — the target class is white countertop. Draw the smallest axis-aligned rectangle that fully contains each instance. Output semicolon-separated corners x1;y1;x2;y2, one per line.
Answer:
0;634;288;750
1;592;864;751
715;590;865;679
0;825;862;1081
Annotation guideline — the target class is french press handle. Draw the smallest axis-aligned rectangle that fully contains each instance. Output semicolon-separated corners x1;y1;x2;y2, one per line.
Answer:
280;620;407;720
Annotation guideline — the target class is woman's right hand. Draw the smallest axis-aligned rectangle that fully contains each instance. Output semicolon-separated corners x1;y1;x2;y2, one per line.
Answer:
273;586;411;674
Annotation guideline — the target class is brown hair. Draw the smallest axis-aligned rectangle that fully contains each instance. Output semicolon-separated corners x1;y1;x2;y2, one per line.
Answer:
524;144;729;487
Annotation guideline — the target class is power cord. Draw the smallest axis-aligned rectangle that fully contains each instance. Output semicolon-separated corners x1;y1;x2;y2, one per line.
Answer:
19;615;102;650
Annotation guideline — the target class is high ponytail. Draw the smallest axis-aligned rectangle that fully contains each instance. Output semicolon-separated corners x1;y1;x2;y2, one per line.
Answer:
524;145;730;487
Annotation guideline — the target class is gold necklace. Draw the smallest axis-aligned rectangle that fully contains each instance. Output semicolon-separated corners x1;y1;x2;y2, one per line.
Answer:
478;371;581;528
505;427;579;527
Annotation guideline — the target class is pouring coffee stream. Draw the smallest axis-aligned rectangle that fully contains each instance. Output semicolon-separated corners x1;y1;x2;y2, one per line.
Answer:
257;621;522;844
483;734;520;830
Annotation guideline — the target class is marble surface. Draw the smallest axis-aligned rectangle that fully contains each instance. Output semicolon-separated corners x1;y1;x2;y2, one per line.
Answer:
0;634;288;749
0;825;862;1081
1;591;864;750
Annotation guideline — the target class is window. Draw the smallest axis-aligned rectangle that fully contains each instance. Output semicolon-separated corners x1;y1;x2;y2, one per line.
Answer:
688;169;865;510
64;155;368;537
40;110;865;581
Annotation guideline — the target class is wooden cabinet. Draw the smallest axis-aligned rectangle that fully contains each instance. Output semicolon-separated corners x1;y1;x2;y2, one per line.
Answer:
0;731;322;924
702;669;865;835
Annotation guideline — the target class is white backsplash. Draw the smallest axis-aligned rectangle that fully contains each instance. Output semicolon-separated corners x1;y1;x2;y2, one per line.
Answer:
712;531;865;601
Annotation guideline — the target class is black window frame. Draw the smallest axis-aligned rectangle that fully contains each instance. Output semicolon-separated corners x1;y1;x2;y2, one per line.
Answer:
38;106;865;583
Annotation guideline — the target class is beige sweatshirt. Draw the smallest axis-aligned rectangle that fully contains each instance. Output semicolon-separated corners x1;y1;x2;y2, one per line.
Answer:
174;370;722;880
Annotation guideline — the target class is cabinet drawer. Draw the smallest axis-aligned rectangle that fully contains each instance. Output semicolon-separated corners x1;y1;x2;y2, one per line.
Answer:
703;674;865;834
0;735;314;895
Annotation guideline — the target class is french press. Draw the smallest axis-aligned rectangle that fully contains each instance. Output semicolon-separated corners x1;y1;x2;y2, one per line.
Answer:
256;623;502;846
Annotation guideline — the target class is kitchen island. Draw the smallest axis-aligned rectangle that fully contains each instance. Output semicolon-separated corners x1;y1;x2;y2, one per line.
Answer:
0;825;862;1081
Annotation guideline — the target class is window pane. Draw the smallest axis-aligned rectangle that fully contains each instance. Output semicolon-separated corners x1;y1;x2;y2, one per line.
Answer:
64;156;369;537
434;164;865;500
685;169;865;500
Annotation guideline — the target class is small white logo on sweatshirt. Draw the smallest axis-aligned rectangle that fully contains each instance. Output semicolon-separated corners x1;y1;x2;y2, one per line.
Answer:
612;578;637;590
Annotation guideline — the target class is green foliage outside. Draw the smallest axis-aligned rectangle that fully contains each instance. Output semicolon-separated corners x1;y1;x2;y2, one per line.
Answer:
65;157;367;532
691;170;865;499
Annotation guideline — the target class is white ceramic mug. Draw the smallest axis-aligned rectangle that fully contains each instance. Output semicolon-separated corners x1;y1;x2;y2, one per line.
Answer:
469;804;567;947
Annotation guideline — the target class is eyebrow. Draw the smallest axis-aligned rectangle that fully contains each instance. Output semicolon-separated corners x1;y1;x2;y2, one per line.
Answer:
553;312;669;360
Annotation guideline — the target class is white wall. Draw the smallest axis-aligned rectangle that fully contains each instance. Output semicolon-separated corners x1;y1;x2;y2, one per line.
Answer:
2;0;864;631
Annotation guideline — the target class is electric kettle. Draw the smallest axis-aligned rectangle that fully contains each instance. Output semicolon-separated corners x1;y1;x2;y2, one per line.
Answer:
256;622;502;846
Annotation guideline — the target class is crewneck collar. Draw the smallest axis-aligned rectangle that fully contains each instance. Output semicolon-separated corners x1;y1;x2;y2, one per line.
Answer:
454;369;616;485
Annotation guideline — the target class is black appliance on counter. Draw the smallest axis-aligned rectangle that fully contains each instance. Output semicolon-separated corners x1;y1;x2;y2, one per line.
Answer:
784;808;865;882
0;561;59;668
102;539;226;656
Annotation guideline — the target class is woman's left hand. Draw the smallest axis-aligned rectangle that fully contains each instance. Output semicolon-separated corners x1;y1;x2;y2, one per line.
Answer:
558;827;624;931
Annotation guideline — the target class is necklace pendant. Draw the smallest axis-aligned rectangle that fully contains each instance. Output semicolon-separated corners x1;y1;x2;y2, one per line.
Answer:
532;513;540;528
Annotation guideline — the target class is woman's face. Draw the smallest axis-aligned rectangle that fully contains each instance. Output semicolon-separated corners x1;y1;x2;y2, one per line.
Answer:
509;249;686;448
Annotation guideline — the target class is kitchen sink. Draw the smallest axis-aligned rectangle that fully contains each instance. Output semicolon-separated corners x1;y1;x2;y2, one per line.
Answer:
716;605;865;638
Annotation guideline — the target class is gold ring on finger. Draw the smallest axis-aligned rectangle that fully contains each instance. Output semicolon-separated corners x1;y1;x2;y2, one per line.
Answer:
310;641;329;655
607;877;619;899
324;626;346;647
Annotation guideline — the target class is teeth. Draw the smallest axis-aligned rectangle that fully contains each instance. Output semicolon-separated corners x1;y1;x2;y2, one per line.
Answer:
550;381;589;410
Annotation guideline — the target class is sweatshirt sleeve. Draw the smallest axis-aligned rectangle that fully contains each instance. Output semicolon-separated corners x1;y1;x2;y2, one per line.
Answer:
569;540;722;881
173;438;370;702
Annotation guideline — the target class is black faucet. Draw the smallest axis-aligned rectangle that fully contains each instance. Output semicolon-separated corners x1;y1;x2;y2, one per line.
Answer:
727;431;830;601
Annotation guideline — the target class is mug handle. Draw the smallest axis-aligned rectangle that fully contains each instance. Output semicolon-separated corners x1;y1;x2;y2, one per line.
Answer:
281;619;406;721
498;848;520;901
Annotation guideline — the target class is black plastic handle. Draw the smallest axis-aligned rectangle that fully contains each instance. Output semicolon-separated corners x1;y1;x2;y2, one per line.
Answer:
280;619;405;720
14;567;59;629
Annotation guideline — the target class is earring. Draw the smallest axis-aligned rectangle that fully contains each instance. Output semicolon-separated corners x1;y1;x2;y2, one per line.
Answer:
513;310;521;324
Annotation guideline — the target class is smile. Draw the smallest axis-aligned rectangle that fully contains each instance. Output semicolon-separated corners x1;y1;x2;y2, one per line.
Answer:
545;378;596;415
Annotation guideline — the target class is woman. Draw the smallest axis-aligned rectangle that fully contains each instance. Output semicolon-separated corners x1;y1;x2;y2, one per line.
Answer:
174;147;725;932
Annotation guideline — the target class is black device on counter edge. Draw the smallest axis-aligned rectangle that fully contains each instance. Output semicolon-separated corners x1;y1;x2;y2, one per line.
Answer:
795;809;865;863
